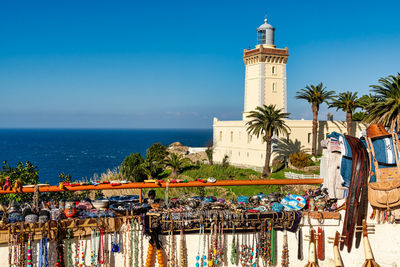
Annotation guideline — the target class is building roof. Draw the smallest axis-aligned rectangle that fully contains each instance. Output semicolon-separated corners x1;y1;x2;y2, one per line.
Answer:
257;18;274;31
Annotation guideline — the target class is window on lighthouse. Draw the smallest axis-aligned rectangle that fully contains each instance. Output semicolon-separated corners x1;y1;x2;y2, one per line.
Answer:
272;83;277;92
272;66;276;75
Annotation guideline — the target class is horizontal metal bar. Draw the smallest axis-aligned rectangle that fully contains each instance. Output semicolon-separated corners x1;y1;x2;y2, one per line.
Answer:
0;179;323;194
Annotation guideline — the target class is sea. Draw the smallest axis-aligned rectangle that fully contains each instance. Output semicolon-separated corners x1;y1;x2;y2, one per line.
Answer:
0;129;212;185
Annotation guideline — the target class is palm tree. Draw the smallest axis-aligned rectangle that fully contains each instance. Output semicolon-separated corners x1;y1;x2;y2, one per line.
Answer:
329;91;360;135
295;83;335;155
364;73;400;131
164;153;191;178
246;104;290;177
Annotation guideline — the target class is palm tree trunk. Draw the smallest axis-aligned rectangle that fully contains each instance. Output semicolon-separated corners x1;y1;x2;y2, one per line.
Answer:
312;104;319;156
263;138;272;178
346;111;352;136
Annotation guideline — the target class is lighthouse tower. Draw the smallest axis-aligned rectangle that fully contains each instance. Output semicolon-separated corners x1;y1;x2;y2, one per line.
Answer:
242;16;289;120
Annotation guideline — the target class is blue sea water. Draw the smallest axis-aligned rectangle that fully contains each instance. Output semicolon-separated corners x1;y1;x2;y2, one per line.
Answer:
0;129;212;185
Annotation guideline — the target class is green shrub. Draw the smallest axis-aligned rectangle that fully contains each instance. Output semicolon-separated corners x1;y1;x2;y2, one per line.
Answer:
0;161;39;203
120;153;147;182
289;152;311;169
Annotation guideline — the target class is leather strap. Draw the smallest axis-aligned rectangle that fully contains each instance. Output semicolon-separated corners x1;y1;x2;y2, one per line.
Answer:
340;135;369;252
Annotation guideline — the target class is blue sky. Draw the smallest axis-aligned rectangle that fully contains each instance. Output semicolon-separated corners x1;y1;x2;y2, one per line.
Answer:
1;0;399;129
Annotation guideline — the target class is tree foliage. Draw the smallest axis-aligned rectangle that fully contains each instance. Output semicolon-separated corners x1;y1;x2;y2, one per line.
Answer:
295;82;334;155
0;161;39;203
146;143;168;162
165;153;191;178
363;73;400;131
246;104;290;177
329;91;360;135
143;143;169;179
120;153;147;182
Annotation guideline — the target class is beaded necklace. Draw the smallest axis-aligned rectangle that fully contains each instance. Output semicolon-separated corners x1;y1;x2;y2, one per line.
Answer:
230;225;237;265
196;225;203;267
8;232;14;267
122;220;130;267
91;229;99;267
179;229;186;267
168;227;176;267
240;233;251;266
201;225;207;267
66;229;73;267
207;228;213;267
76;236;80;266
133;220;139;267
27;233;32;267
80;233;85;267
140;220;144;267
98;228;105;264
281;230;289;267
19;229;26;267
129;220;134;267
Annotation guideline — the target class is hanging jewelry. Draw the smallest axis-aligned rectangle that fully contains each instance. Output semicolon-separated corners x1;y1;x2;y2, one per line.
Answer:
122;219;130;267
111;231;120;253
133;219;139;267
98;228;105;264
66;229;73;267
281;230;289;267
196;225;202;267
145;241;155;267
201;225;207;267
76;235;81;266
27;233;32;267
179;229;186;267
230;225;237;265
80;233;85;267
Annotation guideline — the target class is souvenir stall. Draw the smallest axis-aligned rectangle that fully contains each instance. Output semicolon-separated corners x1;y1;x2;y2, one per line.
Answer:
0;123;400;266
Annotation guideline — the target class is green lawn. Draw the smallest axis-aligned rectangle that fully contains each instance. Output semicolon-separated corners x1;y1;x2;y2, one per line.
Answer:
143;164;319;200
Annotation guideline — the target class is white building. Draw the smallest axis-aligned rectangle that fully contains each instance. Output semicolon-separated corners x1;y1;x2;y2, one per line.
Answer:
212;17;364;170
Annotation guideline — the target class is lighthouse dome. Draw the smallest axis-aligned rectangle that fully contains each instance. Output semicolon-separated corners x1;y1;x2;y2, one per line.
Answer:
257;17;275;46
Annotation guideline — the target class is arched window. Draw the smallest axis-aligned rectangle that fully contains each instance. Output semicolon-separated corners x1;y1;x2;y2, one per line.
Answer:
219;131;222;142
272;83;277;92
308;133;312;144
272;66;276;75
230;131;233;142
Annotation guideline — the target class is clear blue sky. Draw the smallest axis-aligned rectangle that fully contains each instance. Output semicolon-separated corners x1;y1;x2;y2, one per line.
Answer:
1;0;399;129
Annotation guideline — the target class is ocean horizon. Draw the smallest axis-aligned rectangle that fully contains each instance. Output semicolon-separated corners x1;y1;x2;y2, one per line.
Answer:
0;128;212;185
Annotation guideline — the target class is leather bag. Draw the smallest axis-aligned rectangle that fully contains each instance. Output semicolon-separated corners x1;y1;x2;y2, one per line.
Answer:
366;133;400;209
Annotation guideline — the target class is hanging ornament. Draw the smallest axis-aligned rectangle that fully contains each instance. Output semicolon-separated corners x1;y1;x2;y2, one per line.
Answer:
111;231;121;253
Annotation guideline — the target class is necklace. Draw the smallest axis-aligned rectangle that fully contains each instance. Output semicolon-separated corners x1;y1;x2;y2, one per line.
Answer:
281;230;289;267
179;229;186;267
168;227;176;267
27;233;32;267
230;225;237;265
145;241;155;267
8;232;14;267
66;229;73;267
122;220;130;267
196;225;202;267
98;228;105;264
76;236;80;266
91;229;99;267
80;234;85;267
